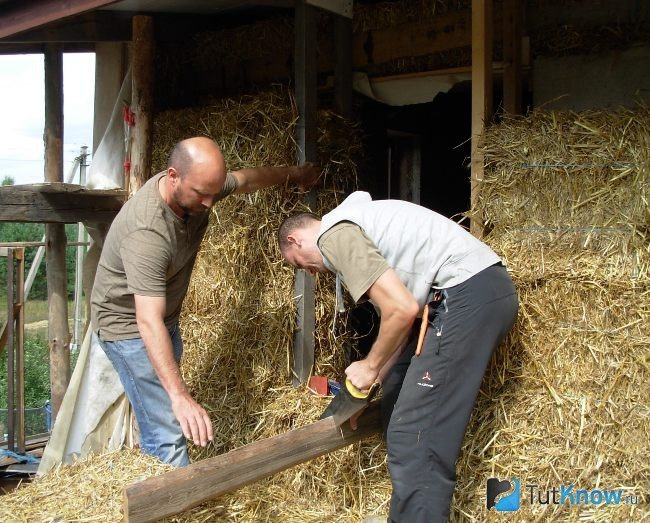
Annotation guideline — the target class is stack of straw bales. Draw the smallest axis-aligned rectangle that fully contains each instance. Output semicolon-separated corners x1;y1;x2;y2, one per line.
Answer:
0;90;392;522
459;106;649;521
3;100;647;522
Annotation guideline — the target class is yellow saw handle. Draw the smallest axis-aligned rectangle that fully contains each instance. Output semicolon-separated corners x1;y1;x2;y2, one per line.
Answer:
345;378;380;399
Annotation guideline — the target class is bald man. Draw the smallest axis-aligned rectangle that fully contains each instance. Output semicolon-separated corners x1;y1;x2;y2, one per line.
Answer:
91;137;318;466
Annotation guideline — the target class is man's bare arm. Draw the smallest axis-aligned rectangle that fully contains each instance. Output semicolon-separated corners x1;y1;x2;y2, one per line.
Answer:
345;269;419;391
134;294;213;447
231;163;320;194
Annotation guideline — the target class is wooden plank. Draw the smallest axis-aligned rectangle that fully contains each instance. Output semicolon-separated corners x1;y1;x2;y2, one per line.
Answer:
470;0;493;239
129;15;155;194
503;0;522;114
0;184;125;224
0;0;120;40
6;249;15;452
44;44;70;422
15;249;26;453
123;403;382;523
0;11;131;43
292;0;317;386
352;9;473;67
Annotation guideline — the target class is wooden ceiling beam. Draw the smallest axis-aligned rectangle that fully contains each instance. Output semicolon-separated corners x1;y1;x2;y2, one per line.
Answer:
0;11;132;43
0;0;120;40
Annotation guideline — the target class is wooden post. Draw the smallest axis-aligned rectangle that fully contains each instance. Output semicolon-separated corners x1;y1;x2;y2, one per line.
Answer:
292;0;317;386
130;15;154;194
5;248;15;451
44;44;70;421
15;248;25;452
334;14;352;118
123;403;382;523
503;0;522;115
470;0;493;238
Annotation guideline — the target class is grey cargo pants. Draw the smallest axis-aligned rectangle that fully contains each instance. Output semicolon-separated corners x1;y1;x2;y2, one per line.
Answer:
381;263;518;523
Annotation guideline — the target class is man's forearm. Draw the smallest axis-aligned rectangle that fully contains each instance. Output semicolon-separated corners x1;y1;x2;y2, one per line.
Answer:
232;166;296;194
366;310;413;373
138;319;187;397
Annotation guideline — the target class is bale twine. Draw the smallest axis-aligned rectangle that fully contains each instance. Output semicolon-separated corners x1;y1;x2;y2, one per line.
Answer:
455;106;649;521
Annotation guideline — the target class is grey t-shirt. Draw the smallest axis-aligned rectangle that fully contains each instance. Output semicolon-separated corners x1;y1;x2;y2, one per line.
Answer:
91;171;237;341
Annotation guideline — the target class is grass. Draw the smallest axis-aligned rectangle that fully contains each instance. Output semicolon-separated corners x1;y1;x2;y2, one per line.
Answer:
0;299;80;324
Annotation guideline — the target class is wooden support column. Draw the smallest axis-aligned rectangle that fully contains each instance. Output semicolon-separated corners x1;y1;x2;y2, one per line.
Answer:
470;0;493;238
292;0;317;386
44;44;70;421
124;403;382;522
130;15;154;194
334;14;352;118
503;0;522;114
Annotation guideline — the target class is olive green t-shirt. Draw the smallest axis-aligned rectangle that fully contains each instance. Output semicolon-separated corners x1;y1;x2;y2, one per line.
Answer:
91;171;237;341
317;222;390;303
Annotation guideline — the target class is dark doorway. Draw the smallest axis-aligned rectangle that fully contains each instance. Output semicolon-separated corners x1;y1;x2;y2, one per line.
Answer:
357;80;473;220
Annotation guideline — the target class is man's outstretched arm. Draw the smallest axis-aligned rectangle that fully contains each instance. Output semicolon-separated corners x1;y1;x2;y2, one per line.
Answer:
231;163;320;194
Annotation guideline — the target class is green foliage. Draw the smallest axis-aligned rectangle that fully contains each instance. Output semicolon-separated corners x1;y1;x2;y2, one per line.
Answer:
0;222;83;301
2;176;14;186
0;335;51;409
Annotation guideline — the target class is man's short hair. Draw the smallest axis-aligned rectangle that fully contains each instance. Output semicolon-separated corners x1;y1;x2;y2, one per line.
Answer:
277;212;320;251
167;140;193;177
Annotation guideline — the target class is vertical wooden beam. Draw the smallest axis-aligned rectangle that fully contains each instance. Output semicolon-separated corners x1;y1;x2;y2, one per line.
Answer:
470;0;493;238
6;248;15;451
130;15;154;194
503;0;522;115
44;44;70;421
15;248;25;453
292;0;317;386
334;14;352;118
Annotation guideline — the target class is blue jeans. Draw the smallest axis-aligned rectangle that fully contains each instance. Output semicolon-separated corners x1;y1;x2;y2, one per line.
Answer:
97;324;190;467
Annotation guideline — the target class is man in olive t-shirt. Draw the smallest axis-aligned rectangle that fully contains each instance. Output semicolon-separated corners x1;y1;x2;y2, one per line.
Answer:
91;136;318;466
277;192;518;522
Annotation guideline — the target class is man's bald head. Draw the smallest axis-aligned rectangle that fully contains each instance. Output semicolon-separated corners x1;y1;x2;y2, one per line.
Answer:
164;137;228;218
168;137;226;180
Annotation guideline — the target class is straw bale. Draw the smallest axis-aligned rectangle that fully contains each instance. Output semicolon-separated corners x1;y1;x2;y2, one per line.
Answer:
0;450;172;522
155;89;395;520
450;106;649;521
474;106;650;256
7;102;649;521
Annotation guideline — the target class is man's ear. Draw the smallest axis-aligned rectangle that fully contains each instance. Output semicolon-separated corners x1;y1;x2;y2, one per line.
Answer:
286;233;301;247
168;166;180;183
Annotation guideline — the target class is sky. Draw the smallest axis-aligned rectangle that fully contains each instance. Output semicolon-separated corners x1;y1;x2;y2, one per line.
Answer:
0;53;95;185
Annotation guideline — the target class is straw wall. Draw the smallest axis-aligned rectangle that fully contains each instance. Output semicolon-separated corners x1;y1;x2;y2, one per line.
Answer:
3;101;648;523
460;106;649;521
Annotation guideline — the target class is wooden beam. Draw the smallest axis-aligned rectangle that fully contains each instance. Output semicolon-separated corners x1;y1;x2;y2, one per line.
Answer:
123;403;382;522
503;0;522;114
334;14;352;117
0;42;94;54
0;11;131;43
44;44;71;421
0;184;126;223
15;249;26;453
6;248;15;451
470;0;493;238
292;0;317;386
130;15;155;194
0;0;120;40
353;9;474;68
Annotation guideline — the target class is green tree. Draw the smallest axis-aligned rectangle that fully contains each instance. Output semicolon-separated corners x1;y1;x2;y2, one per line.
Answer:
2;176;14;186
0;222;82;301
